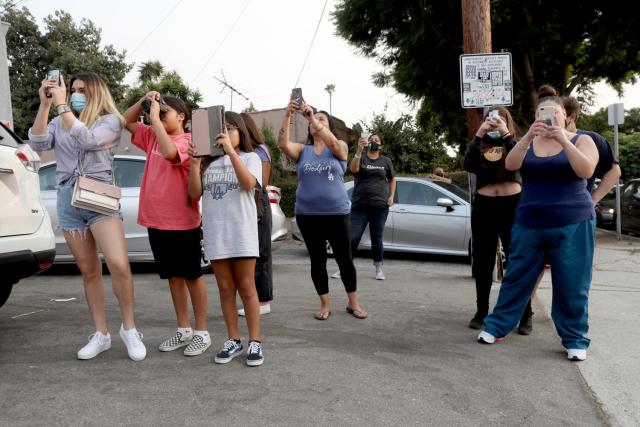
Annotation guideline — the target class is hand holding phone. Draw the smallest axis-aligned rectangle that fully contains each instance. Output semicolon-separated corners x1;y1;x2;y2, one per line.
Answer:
291;88;303;110
46;69;61;98
538;106;555;127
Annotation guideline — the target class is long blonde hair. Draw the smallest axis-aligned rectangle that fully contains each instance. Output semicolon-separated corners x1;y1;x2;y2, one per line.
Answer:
68;72;124;129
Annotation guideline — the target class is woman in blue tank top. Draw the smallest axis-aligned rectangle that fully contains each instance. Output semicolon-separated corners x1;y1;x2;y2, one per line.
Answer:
278;97;367;320
477;91;599;362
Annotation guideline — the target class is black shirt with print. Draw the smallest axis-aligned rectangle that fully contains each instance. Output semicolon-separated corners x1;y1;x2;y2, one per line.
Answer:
352;155;395;208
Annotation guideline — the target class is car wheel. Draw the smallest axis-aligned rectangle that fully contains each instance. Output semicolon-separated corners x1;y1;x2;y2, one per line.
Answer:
0;283;14;308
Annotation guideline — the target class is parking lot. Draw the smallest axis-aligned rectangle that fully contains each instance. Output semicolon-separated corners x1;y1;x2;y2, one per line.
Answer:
1;237;618;426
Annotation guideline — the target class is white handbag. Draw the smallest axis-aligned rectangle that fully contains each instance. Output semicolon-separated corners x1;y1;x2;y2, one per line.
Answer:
71;152;121;215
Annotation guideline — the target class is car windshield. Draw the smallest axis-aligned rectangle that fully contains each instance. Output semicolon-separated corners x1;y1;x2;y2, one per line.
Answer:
431;181;470;203
0;123;20;148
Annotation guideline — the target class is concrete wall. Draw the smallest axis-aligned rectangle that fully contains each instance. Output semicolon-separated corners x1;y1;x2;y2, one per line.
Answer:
0;21;14;129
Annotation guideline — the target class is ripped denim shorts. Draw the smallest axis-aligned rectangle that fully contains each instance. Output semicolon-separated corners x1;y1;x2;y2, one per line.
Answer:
56;184;122;233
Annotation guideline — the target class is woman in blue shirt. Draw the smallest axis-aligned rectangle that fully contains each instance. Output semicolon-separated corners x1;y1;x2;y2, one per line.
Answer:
278;98;367;320
477;88;598;362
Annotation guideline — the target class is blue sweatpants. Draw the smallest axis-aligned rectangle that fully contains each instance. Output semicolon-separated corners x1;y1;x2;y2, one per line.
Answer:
483;219;595;349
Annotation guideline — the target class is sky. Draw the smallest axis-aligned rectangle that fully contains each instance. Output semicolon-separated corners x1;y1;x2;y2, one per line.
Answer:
17;0;640;127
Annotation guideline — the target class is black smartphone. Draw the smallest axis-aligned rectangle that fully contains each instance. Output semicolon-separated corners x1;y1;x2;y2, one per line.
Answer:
192;105;225;157
291;88;303;109
46;69;61;98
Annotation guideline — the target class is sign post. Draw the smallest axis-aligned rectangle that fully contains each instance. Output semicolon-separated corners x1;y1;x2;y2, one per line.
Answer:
459;52;513;109
608;103;624;240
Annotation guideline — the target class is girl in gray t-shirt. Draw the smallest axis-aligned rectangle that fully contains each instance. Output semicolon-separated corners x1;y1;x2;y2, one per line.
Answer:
188;111;265;367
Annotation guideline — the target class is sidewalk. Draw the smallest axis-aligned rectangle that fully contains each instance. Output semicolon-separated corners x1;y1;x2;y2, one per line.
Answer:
536;230;640;427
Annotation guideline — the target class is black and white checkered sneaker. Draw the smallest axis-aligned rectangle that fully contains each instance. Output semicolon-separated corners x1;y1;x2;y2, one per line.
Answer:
246;341;264;367
184;333;211;356
158;330;192;352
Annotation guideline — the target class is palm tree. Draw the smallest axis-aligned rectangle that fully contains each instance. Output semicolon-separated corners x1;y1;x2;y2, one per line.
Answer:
324;84;336;116
137;60;164;85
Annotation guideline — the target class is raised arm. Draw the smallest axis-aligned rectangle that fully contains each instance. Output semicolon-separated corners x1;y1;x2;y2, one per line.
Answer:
552;131;598;179
187;142;203;200
350;137;367;173
303;103;348;160
277;100;305;162
28;79;56;152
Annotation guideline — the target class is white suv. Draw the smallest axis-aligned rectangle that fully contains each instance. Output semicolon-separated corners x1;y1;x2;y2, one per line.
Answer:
0;122;55;308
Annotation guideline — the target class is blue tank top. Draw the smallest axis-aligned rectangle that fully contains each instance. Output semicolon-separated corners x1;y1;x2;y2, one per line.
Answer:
295;145;350;215
516;135;594;228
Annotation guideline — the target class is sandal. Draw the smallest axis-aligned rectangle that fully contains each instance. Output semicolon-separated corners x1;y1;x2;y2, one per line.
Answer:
346;306;368;319
314;311;331;320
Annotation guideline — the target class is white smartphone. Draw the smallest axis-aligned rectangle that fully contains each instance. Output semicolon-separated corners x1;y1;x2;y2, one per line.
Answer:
488;109;500;119
538;106;555;126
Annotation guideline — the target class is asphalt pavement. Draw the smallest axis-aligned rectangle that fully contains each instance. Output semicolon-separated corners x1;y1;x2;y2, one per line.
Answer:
0;236;623;426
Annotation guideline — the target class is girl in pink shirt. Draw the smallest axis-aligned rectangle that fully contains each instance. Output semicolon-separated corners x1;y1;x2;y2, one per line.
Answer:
124;92;210;357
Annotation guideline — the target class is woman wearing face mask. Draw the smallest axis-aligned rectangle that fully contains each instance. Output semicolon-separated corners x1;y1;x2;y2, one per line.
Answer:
332;133;395;280
123;92;210;357
477;87;598;362
463;107;533;333
278;98;367;320
28;72;146;361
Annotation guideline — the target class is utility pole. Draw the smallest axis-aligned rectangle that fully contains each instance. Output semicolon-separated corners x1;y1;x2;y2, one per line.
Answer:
461;0;491;141
214;70;250;111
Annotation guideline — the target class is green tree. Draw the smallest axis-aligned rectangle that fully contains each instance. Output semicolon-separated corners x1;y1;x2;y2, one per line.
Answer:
333;0;640;153
361;112;449;174
120;63;202;111
1;5;132;136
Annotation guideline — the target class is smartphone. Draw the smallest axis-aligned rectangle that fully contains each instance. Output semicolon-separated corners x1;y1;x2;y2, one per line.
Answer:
192;105;225;157
291;88;303;109
46;69;61;98
538;106;554;126
488;109;500;119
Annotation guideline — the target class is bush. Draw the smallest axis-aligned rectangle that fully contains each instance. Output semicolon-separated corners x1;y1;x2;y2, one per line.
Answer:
271;173;298;218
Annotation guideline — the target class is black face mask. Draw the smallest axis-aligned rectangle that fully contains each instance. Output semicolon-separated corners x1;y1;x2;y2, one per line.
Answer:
369;143;381;152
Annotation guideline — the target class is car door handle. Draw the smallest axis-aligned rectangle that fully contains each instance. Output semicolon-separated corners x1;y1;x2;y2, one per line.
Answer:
396;208;409;213
0;168;14;174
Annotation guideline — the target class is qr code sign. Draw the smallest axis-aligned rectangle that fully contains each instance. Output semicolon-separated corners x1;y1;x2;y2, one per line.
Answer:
465;65;476;79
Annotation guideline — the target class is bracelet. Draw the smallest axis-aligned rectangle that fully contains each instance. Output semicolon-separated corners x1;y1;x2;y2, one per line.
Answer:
502;132;512;139
55;103;67;108
57;104;72;115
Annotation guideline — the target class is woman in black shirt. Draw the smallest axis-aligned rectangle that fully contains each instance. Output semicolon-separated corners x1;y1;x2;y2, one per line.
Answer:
333;133;396;282
463;107;532;333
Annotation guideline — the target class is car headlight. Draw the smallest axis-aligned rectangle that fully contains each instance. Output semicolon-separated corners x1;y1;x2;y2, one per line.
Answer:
607;208;614;214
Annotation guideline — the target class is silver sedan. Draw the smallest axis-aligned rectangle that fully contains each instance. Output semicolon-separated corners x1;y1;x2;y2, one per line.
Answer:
38;155;289;263
292;176;471;257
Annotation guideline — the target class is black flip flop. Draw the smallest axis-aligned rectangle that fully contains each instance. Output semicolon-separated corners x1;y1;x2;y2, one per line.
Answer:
346;306;368;319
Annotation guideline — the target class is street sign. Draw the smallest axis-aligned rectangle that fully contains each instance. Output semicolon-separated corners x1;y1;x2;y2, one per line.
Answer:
608;103;624;126
459;53;513;108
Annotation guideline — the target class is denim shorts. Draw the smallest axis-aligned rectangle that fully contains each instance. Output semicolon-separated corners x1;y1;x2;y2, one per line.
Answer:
56;184;122;232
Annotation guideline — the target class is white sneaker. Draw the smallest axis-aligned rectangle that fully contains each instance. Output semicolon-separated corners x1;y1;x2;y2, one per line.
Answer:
331;271;341;279
119;324;147;361
477;331;497;344
238;303;271;316
567;349;587;361
77;331;111;360
375;269;386;280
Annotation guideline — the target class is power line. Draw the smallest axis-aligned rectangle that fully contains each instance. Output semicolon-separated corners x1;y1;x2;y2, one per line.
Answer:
192;0;252;83
129;0;184;56
293;0;329;88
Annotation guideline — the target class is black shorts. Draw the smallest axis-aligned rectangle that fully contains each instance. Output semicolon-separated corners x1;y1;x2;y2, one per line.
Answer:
147;227;203;281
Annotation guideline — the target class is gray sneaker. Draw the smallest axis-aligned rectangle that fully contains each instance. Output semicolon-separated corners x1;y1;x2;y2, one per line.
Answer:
214;339;243;364
158;330;193;352
183;333;211;356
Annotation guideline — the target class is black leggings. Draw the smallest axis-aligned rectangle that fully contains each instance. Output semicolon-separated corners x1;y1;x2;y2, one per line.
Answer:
471;193;531;318
296;214;357;295
255;189;273;302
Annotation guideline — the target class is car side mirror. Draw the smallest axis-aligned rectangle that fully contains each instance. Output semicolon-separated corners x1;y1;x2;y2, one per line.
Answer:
633;192;640;202
437;197;455;212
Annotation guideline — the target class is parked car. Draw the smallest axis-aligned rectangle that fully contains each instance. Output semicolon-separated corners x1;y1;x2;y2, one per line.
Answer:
0;122;55;308
597;178;640;235
38;155;289;264
292;176;472;257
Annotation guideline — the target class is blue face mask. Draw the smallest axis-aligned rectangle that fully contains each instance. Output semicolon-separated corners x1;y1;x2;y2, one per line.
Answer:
487;130;501;139
70;92;86;112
